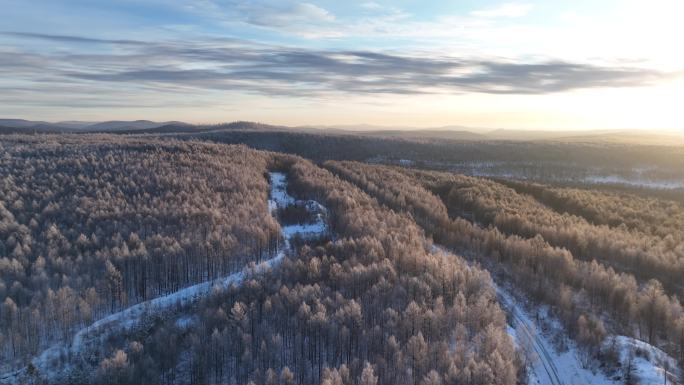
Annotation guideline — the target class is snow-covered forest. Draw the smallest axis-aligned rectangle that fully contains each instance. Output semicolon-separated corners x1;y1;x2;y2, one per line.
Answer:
0;134;682;385
326;160;684;384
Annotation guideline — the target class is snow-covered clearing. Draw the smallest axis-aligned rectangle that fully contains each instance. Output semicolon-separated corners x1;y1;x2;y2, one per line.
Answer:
496;284;616;385
269;171;295;212
612;336;680;385
584;175;684;190
270;172;328;240
283;220;327;239
432;245;681;385
374;158;684;191
497;278;681;385
0;171;329;385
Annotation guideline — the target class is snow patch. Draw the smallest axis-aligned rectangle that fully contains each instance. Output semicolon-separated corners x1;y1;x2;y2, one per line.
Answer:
611;335;680;385
496;284;618;385
282;222;327;239
269;172;295;210
584;175;684;190
377;158;684;191
271;173;329;240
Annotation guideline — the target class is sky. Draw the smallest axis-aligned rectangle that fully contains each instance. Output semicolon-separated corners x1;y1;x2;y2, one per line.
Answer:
1;0;683;130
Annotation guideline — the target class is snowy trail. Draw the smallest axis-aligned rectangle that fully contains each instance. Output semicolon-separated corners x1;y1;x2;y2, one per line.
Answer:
431;245;619;385
432;245;561;384
500;290;563;385
1;171;328;385
0;247;286;385
1;252;287;383
74;251;286;348
495;285;602;385
494;270;682;385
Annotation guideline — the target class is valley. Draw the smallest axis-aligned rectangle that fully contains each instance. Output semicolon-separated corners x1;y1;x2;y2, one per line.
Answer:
3;1;683;383
0;133;682;385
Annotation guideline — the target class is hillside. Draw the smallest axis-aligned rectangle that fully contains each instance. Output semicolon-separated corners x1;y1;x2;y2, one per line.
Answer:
1;134;517;385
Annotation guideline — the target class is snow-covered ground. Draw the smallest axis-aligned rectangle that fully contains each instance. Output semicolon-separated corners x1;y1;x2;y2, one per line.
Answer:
498;279;682;385
612;336;680;385
584;175;684;190
375;158;684;191
269;171;295;212
269;172;328;240
0;253;287;384
432;245;681;385
496;284;617;385
0;171;329;385
0;246;287;384
282;221;327;238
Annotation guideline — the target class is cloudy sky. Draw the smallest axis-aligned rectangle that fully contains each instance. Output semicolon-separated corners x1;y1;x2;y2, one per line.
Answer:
1;0;683;129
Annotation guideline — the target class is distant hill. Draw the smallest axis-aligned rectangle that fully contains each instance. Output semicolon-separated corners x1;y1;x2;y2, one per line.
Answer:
211;121;287;131
0;119;195;133
356;129;488;141
1;125;40;134
0;119;59;129
54;121;96;129
483;129;620;141
104;123;204;135
294;125;684;144
290;125;489;141
1;118;680;145
0;123;66;134
89;121;290;135
298;124;481;132
549;131;684;146
84;120;190;132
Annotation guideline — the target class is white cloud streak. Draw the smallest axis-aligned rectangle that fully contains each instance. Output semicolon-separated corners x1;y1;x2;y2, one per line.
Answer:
0;32;667;106
470;3;533;18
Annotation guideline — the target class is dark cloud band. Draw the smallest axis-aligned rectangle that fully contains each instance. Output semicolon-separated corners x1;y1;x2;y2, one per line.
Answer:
0;31;668;102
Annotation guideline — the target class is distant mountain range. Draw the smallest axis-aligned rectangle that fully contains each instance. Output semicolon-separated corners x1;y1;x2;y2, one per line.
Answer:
0;119;287;134
0;119;192;133
1;118;681;145
0;118;281;136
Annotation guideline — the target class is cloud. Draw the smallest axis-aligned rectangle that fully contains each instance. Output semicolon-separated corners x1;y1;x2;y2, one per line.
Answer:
0;31;143;45
0;32;668;106
183;0;337;37
471;3;533;18
243;2;335;28
361;2;382;10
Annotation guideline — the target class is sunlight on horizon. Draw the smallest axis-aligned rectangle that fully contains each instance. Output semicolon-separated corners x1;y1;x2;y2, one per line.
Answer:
0;0;682;130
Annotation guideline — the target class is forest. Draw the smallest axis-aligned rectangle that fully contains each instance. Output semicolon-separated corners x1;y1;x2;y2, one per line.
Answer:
182;128;684;191
0;132;682;385
325;161;684;368
0;135;281;369
0;135;519;385
89;155;519;385
498;179;684;240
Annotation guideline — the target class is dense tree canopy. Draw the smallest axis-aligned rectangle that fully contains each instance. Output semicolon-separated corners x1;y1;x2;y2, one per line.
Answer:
501;179;684;241
0;136;520;385
3;133;682;384
0;135;280;366
326;161;684;364
93;155;518;385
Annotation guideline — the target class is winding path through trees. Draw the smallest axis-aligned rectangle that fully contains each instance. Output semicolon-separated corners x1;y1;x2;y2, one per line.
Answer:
433;245;618;385
0;172;328;385
495;285;564;385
